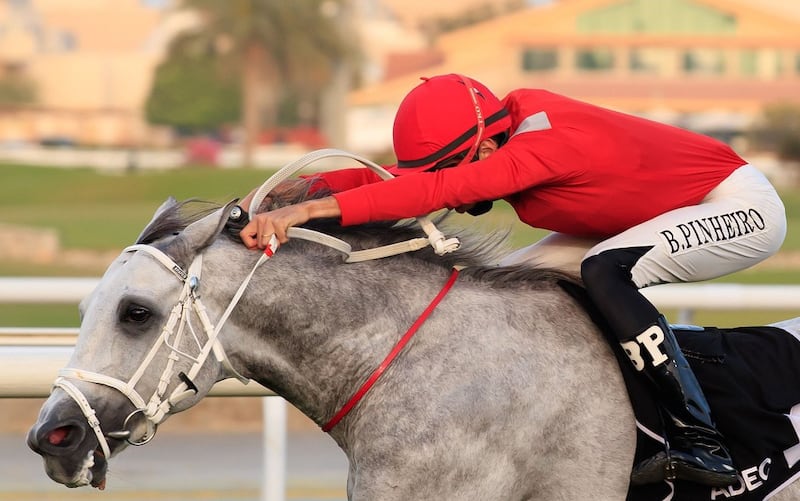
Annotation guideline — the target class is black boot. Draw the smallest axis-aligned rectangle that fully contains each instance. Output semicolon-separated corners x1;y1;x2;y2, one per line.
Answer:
626;316;738;487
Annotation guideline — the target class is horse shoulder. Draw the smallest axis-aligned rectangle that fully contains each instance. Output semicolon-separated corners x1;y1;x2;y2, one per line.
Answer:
340;283;634;500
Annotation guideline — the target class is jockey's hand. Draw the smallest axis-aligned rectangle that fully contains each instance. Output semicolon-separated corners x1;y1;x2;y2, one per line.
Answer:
239;196;342;249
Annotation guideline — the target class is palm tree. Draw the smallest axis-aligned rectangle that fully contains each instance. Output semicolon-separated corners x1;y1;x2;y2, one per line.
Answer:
173;0;355;166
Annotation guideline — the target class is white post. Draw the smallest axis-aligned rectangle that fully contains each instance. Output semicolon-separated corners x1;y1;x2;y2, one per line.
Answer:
262;396;287;501
676;307;695;324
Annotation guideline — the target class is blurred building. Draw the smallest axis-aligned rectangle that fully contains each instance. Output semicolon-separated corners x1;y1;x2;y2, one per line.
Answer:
1;0;798;156
0;0;195;147
347;0;800;156
380;0;524;28
0;0;528;151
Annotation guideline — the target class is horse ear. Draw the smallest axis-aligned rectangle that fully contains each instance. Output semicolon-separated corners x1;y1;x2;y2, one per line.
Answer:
135;197;180;243
173;199;239;261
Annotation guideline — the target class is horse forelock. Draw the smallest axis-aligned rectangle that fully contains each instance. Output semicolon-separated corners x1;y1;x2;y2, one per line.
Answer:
136;199;221;245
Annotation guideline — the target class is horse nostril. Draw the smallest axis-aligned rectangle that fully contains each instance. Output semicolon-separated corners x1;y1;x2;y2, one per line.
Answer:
46;426;72;446
28;421;89;457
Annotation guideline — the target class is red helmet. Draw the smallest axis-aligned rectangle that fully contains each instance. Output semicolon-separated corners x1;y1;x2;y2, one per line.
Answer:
391;74;510;175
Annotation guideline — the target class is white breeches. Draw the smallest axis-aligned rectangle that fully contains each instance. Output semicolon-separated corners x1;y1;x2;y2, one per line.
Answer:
500;165;787;288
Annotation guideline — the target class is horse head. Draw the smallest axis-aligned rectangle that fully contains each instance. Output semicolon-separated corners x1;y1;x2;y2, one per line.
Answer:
27;198;240;489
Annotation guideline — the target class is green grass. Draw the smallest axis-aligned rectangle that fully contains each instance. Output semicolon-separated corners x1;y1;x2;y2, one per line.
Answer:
0;304;79;327
2;162;800;327
0;164;278;250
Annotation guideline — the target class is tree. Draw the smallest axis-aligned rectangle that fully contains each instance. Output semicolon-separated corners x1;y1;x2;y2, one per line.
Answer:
0;75;37;106
146;41;241;134
747;103;800;163
159;0;354;167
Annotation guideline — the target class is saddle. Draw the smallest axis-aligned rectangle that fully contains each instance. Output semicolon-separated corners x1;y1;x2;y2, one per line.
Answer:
559;281;800;500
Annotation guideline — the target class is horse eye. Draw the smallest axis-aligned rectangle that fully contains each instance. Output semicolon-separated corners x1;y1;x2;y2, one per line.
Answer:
124;305;151;324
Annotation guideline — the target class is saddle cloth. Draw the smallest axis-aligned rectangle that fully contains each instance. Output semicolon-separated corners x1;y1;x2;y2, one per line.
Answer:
556;281;800;500
616;324;800;501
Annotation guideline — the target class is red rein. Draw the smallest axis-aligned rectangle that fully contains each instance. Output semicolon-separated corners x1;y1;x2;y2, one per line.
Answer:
321;268;460;432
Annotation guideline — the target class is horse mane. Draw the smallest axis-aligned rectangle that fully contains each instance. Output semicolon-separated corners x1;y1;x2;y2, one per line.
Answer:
251;178;583;290
136;180;582;290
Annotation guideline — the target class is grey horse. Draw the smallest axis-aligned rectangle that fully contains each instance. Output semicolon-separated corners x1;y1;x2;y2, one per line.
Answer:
27;195;800;500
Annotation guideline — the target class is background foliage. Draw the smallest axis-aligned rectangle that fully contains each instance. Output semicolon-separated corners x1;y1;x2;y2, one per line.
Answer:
0;75;36;106
146;48;241;133
747;103;800;163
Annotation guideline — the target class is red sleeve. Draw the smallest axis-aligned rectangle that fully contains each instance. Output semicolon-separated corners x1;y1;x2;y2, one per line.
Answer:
332;135;573;226
303;168;385;193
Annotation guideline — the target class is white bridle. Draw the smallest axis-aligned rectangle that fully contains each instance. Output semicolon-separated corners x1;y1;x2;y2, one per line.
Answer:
54;240;267;459
52;148;462;461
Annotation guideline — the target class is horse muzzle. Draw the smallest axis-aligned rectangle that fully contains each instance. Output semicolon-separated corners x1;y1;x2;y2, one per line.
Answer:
27;416;111;489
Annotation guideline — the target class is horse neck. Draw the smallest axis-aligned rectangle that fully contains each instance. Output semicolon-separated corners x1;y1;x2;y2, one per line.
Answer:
203;240;456;427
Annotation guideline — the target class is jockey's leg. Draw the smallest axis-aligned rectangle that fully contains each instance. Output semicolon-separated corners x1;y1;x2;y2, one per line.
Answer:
582;249;738;487
579;164;785;487
635;315;738;486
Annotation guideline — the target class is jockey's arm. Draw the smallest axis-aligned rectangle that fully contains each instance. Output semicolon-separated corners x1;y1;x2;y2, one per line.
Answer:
305;167;385;193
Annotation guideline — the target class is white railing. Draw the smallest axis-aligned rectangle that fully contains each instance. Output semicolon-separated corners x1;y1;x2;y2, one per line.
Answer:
4;278;800;395
3;277;800;501
6;276;799;322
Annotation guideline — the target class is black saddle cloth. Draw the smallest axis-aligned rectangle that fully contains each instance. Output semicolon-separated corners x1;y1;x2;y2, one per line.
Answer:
623;324;800;501
557;281;800;500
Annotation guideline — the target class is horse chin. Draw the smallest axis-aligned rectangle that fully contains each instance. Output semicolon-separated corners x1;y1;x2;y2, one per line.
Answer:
88;448;109;490
43;447;108;490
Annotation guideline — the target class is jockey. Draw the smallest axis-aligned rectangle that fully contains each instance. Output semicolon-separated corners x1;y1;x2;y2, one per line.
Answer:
239;73;787;487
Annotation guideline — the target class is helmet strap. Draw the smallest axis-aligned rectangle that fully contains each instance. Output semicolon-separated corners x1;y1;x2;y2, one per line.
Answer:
456;74;485;167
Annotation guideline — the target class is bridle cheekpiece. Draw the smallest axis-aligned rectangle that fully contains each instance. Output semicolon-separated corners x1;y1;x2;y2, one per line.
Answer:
54;241;257;459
